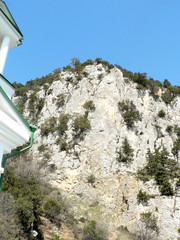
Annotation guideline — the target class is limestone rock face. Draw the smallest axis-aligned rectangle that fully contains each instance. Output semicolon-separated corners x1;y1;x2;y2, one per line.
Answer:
13;63;180;240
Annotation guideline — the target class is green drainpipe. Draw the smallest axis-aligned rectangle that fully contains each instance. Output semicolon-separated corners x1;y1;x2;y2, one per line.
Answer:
0;125;37;192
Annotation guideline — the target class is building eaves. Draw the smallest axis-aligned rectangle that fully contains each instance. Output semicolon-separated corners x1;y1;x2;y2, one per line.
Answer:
0;74;15;89
0;1;23;38
0;85;30;130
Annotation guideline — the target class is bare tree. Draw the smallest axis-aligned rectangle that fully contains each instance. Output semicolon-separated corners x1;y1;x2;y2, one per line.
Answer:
0;192;22;240
136;212;159;240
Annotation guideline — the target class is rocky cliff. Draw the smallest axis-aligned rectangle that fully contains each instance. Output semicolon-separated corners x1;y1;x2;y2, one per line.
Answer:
13;61;180;240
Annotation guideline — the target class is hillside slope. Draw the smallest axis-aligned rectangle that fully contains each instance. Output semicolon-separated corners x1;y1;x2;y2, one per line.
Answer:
13;60;180;240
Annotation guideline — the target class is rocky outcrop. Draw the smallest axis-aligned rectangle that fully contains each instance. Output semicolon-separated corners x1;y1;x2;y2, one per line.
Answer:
13;63;180;240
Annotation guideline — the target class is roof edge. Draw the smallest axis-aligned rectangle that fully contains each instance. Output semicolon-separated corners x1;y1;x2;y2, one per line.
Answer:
0;7;23;38
0;85;31;130
0;74;15;89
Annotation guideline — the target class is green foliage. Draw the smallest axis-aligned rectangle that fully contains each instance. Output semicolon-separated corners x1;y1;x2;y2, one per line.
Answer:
176;178;180;189
38;144;46;152
71;57;84;74
132;72;148;88
81;59;94;67
95;58;114;70
165;125;173;134
82;220;106;240
172;137;180;159
28;92;45;119
140;212;159;233
73;115;91;135
14;68;61;96
174;125;180;137
87;174;96;184
137;190;150;204
51;235;61;240
3;167;42;231
71;57;81;67
168;85;180;95
157;109;165;118
56;93;66;107
159;180;174;196
76;74;83;81
98;73;104;80
44;199;61;223
148;79;161;100
118;100;141;128
83;100;95;111
117;137;134;163
43;152;52;160
40;117;57;136
17;105;25;114
15;86;28;97
57;114;70;135
161;90;175;104
137;147;179;196
63;64;72;71
163;79;171;88
56;137;68;151
137;212;159;240
83;71;89;77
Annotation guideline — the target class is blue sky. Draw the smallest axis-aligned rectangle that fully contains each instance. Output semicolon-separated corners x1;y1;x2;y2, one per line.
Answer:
3;0;180;86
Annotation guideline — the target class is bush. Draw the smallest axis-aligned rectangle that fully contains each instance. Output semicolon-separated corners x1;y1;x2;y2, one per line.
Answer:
71;57;80;67
76;74;83;81
56;94;66;107
168;86;180;95
40;117;57;136
159;180;174;196
161;90;175;104
44;199;61;223
118;100;141;128
83;100;95;111
98;74;104;80
82;71;89;77
137;212;159;240
3;167;42;231
157;110;165;118
56;137;68;151
137;147;179;196
163;79;171;88
38;144;46;152
165;125;173;134
81;59;94;67
176;178;180;188
172;137;180;159
174;125;180;137
82;220;106;240
73;115;91;135
137;190;150;204
132;72;148;88
57;114;70;135
0;192;22;239
51;235;61;240
87;174;96;184
117;137;134;163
